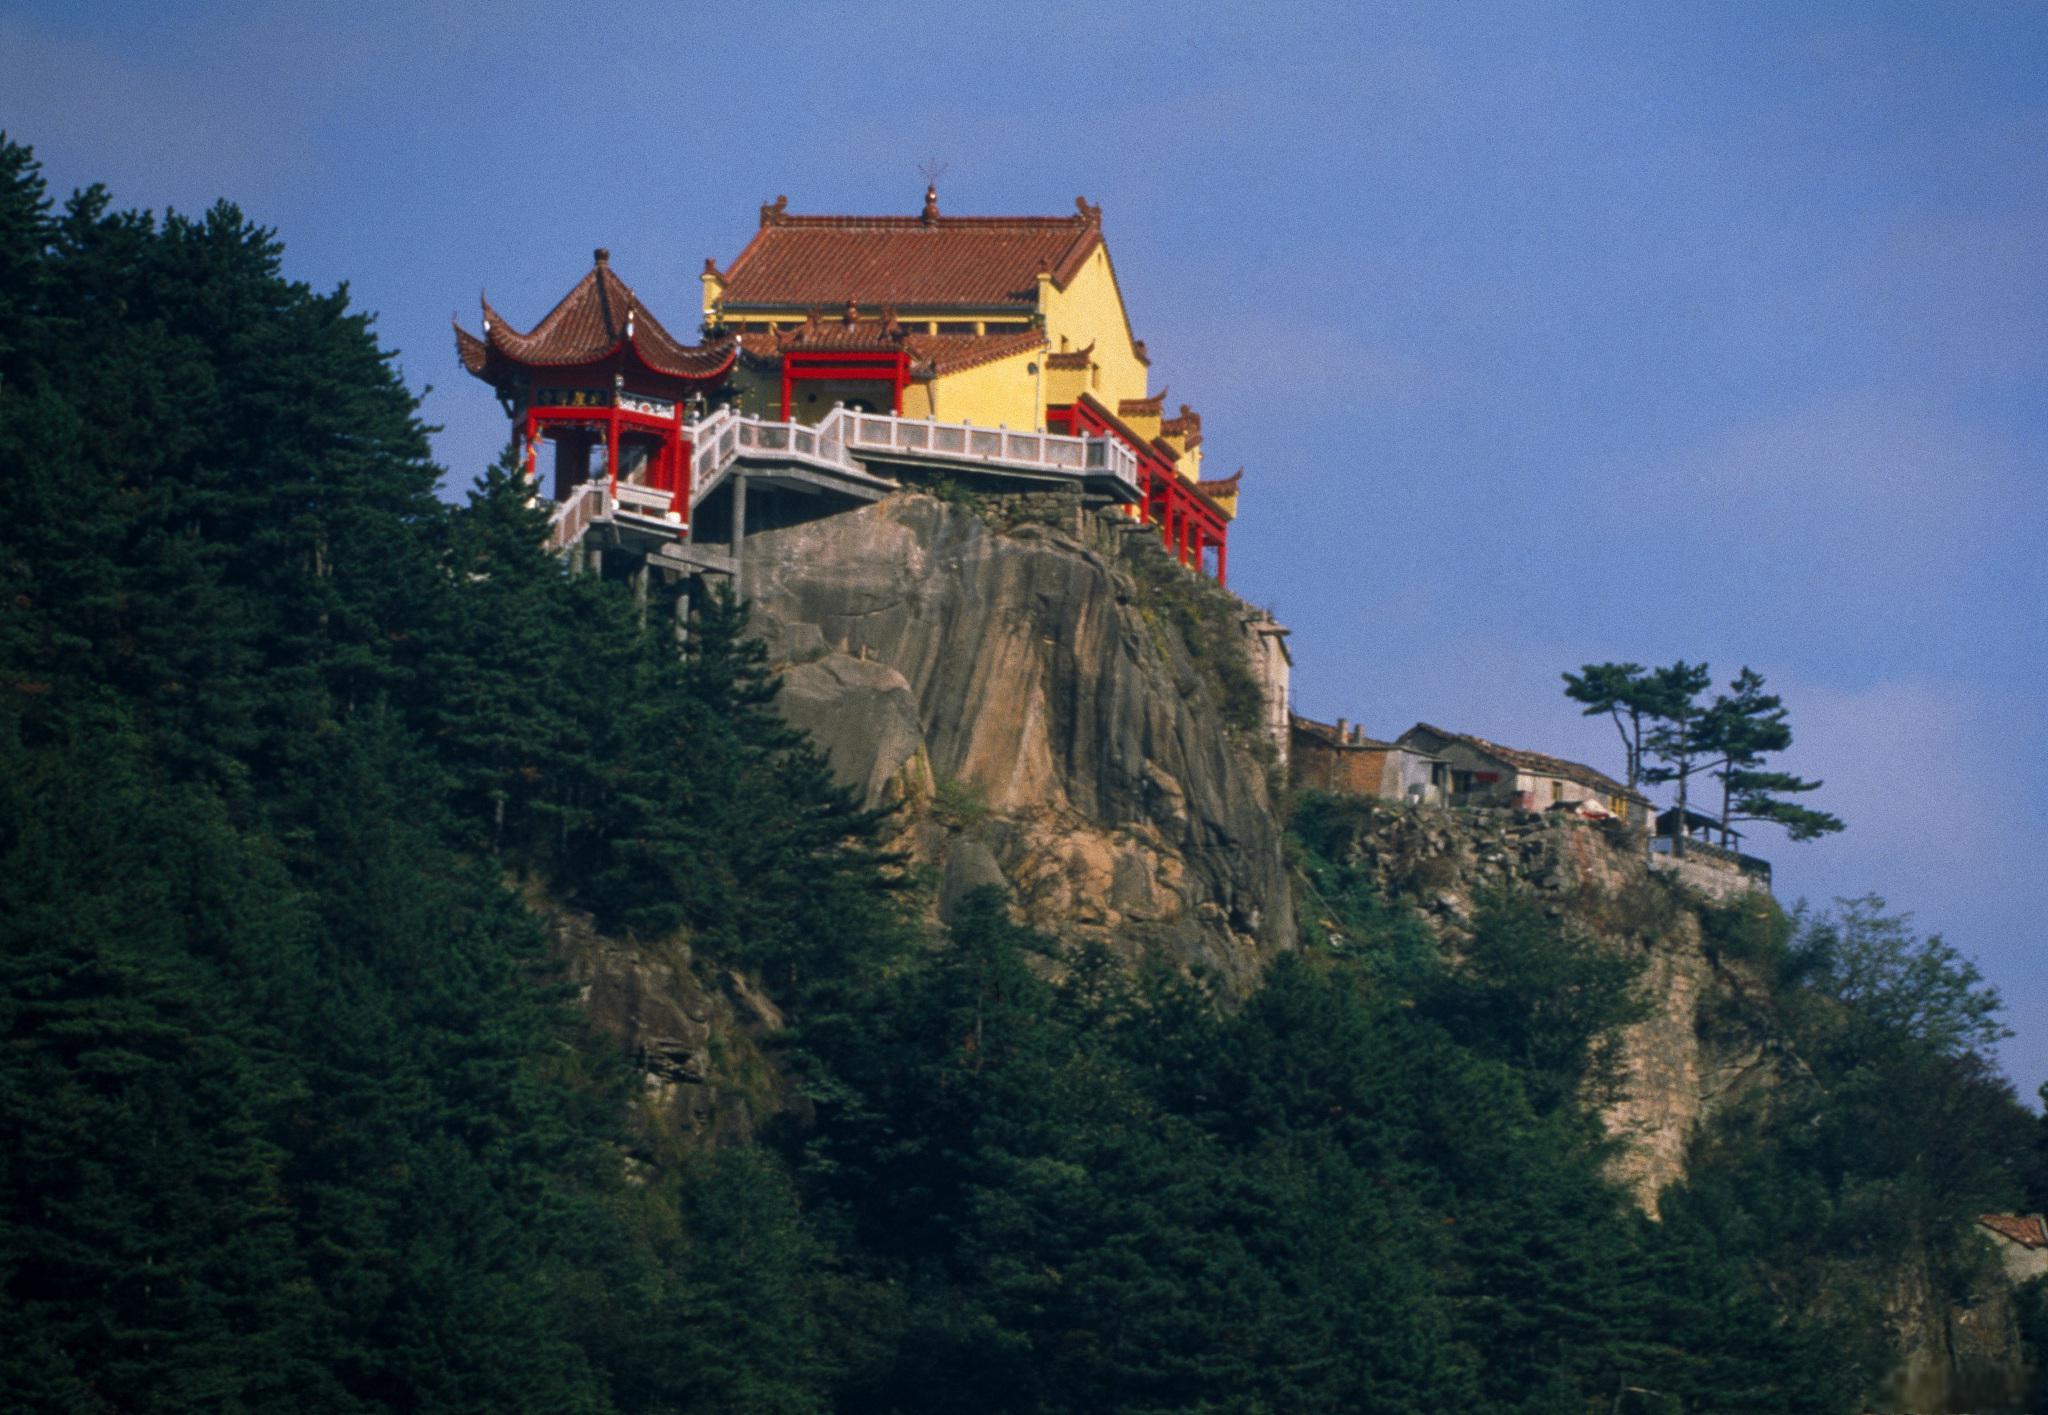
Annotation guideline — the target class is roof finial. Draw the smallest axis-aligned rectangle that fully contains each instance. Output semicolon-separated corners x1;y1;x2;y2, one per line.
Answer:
760;194;789;227
918;158;948;223
594;248;610;266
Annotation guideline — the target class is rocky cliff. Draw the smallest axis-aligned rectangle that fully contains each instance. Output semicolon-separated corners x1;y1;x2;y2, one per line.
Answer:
744;492;1294;995
562;490;2026;1406
1295;798;1801;1212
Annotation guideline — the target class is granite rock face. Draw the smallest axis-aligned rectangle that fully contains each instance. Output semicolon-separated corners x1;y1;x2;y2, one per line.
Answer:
544;899;787;1154
1299;800;1798;1214
744;494;1294;995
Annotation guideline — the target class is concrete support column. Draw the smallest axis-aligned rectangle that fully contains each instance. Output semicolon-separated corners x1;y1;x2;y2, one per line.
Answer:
731;473;749;601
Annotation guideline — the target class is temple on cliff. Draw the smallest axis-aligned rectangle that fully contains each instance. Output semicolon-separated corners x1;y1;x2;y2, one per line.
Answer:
455;187;1242;583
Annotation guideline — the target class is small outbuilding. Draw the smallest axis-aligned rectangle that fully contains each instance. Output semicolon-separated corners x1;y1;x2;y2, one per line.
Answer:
1290;715;1443;804
1393;723;1652;829
1978;1214;2048;1284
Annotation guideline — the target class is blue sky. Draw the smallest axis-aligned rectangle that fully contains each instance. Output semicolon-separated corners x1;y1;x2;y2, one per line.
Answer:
8;1;2045;1087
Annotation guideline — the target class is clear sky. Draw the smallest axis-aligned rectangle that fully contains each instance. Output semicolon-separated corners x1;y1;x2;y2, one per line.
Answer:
8;1;2044;1087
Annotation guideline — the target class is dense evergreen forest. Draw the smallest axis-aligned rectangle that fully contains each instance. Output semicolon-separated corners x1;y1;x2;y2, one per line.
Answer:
2;137;2043;1412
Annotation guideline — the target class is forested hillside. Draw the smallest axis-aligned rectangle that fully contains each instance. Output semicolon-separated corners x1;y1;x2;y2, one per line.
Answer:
1;138;2041;1413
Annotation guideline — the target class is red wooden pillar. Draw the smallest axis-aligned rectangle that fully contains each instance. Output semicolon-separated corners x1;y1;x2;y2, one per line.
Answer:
780;364;794;421
523;409;539;488
891;356;907;415
1215;532;1228;586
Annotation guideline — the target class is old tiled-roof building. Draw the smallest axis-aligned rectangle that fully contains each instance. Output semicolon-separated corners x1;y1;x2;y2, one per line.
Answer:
1979;1214;2048;1284
1395;723;1652;828
456;186;1239;581
1290;716;1443;803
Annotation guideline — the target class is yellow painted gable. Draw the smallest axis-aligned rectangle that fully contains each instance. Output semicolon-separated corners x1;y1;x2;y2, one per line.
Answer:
1038;245;1148;409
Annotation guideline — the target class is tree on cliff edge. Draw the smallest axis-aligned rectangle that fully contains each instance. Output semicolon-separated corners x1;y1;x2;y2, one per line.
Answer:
1567;661;1842;852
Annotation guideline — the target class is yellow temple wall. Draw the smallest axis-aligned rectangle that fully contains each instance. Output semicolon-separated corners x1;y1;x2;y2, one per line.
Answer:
1121;408;1163;442
1043;363;1092;404
926;346;1044;429
1039;247;1149;408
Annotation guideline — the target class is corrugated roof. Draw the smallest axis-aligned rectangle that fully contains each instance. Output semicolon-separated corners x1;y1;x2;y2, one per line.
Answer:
717;195;1104;310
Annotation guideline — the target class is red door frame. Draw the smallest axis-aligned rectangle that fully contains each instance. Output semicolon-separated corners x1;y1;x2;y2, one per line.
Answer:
780;351;910;419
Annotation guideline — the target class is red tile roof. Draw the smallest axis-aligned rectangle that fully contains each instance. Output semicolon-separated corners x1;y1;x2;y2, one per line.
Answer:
1161;403;1203;449
1981;1214;2048;1248
1197;468;1243;495
1118;389;1167;417
716;195;1105;311
1290;714;1400;752
457;251;735;384
738;315;1046;379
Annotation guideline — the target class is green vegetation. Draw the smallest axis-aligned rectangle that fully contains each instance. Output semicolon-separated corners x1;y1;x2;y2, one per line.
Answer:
0;136;900;1412
1294;801;2039;1413
1119;528;1263;736
1;136;2035;1413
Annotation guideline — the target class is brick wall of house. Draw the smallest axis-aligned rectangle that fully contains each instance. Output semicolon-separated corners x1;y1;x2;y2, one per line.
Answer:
1292;737;1389;795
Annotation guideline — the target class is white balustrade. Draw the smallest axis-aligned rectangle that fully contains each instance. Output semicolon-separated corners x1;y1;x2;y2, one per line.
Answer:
550;405;1139;551
546;481;609;553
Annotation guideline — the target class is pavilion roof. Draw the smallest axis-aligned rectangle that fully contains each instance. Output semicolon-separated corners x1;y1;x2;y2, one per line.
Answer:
715;193;1106;311
456;250;736;384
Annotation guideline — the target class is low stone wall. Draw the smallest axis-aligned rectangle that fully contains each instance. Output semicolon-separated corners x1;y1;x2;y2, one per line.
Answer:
1649;853;1771;903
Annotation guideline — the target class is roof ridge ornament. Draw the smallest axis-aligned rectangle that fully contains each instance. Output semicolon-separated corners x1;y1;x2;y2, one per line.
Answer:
594;248;610;266
1074;195;1102;225
918;158;948;223
760;195;790;228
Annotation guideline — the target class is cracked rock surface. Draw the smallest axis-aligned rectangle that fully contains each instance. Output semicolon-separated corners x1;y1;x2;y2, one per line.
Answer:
746;494;1294;995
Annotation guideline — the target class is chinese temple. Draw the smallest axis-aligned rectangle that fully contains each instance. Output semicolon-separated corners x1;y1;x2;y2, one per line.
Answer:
456;188;1244;583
